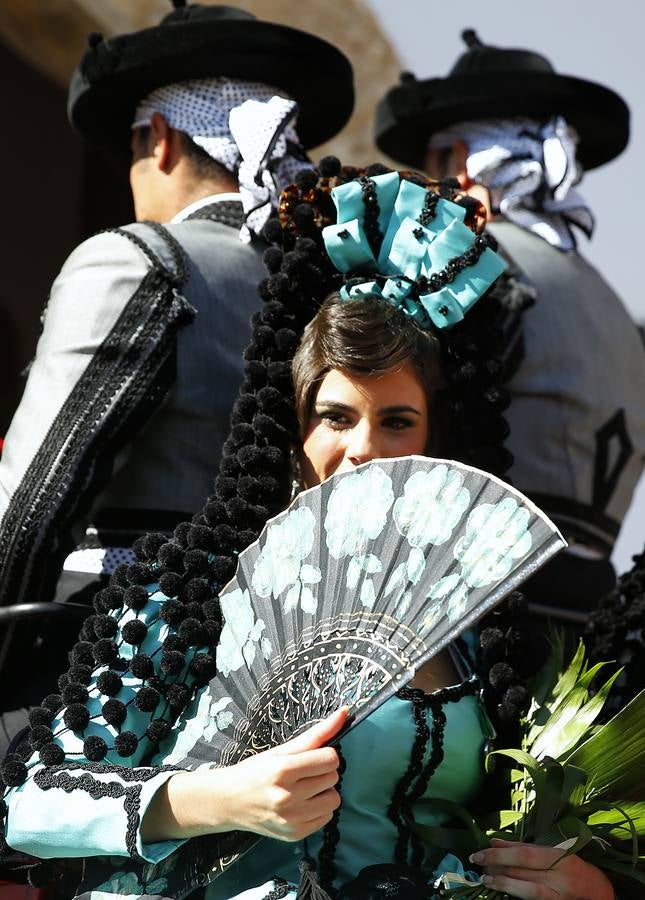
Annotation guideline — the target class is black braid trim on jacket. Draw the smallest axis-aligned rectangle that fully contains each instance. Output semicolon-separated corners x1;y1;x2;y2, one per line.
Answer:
32;763;182;861
0;224;193;614
184;200;245;230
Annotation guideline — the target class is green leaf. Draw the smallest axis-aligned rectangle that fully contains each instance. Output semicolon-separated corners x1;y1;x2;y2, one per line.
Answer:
525;636;579;749
480;809;524;830
582;799;641;864
566;689;645;800
585;801;645;839
586;857;645;887
531;760;568;839
529;684;588;759
487;747;542;775
551;641;586;708
535;815;594;857
562;765;589;808
409;797;488;848
529;668;621;762
528;629;565;708
552;668;622;759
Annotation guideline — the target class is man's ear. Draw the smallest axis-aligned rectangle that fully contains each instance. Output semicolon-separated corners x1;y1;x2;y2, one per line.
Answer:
149;111;172;173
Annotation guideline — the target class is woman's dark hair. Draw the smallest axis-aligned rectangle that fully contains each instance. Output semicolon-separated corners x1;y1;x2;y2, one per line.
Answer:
292;295;443;444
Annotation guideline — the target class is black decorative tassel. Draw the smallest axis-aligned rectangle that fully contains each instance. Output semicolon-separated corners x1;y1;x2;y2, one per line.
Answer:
296;856;334;900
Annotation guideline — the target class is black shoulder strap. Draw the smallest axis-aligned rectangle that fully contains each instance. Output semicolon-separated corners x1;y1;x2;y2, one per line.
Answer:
105;221;190;284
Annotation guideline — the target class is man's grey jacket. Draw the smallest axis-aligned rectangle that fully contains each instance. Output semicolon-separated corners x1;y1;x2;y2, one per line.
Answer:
0;208;265;612
490;219;645;557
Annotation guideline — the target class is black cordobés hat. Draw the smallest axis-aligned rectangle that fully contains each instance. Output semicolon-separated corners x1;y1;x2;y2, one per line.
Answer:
375;29;629;172
68;1;354;156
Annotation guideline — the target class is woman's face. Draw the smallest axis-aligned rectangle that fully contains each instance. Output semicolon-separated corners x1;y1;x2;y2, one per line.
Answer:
299;362;430;487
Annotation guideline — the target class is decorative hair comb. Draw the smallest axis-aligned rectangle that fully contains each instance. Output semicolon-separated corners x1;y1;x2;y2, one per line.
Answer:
322;172;507;330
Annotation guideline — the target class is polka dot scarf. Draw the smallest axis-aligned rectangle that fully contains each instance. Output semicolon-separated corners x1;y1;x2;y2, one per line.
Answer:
429;116;594;251
133;77;314;239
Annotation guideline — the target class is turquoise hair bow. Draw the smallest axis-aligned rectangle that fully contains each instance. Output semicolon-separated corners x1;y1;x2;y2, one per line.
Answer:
322;173;507;330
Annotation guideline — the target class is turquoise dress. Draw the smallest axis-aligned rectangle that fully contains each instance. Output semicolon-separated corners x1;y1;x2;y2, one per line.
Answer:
211;675;488;899
3;576;489;899
3;653;488;899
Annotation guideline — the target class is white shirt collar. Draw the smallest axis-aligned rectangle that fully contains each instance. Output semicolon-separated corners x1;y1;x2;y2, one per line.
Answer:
171;192;242;224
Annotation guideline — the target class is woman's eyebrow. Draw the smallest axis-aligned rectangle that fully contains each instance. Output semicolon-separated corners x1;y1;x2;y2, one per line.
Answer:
377;405;421;416
314;400;354;410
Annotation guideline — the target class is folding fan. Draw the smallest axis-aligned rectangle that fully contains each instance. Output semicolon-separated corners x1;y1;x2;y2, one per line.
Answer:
78;456;566;899
175;455;564;774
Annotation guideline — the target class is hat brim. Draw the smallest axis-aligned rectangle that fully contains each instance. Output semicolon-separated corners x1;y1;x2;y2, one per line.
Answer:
375;72;629;171
69;18;354;155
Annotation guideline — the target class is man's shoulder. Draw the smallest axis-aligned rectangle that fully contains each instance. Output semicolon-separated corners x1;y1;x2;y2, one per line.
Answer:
57;220;264;306
54;227;155;294
131;219;264;271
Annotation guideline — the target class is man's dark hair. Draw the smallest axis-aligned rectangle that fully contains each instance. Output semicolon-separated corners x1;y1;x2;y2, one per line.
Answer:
177;131;235;183
133;125;235;183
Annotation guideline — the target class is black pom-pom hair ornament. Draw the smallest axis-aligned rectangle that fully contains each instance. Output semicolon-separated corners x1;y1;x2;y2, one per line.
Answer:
586;542;645;717
0;162;536;876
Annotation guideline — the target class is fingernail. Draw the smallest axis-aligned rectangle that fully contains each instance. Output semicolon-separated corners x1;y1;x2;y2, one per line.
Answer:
481;875;494;886
469;851;484;864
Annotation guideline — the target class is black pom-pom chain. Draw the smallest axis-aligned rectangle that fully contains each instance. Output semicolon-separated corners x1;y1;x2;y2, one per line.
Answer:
586;544;645;716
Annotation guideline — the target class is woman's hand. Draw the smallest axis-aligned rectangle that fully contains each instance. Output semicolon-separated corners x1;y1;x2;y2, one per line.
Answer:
470;838;615;899
142;707;347;844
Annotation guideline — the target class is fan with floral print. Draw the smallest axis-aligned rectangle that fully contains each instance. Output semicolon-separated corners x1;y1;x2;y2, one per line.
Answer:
168;455;565;772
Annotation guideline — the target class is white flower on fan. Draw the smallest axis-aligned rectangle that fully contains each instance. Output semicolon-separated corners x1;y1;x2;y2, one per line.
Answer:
163;691;235;764
324;466;394;558
445;582;470;622
252;506;321;613
283;564;322;614
383;547;427;617
347;553;382;608
218;587;267;677
455;497;533;587
393;465;471;548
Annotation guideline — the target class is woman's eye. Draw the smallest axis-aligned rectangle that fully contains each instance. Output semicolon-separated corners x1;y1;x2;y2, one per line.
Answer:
317;410;350;429
383;417;414;430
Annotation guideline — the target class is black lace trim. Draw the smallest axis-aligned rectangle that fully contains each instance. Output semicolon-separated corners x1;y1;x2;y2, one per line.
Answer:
262;877;292;900
32;762;182;862
392;680;479;866
359;177;382;258
0;225;193;621
317;744;346;890
185;200;245;231
417;190;440;228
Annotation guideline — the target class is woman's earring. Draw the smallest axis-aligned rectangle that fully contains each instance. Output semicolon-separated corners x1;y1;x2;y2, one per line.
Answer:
290;447;304;501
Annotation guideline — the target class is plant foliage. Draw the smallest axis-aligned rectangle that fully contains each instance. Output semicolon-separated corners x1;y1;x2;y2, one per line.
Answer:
415;637;645;898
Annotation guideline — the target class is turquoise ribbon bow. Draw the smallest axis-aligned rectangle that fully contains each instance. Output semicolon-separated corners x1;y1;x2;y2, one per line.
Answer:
322;174;507;330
